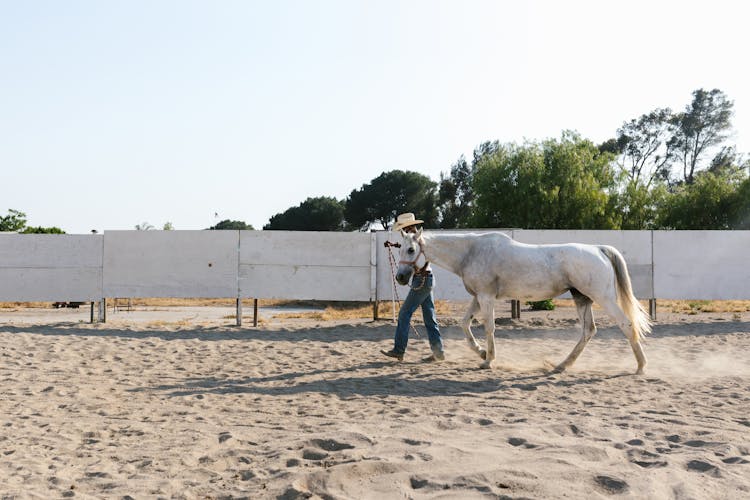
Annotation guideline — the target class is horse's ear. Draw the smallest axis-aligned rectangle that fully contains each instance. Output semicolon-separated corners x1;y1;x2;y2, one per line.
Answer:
400;229;407;238
416;227;423;239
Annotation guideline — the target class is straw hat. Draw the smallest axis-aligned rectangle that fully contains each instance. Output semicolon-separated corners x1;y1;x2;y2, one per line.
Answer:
392;212;424;231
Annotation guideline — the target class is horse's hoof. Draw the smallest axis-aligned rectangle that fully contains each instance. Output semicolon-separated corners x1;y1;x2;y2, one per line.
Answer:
479;349;487;360
549;364;566;374
635;368;645;375
479;360;492;369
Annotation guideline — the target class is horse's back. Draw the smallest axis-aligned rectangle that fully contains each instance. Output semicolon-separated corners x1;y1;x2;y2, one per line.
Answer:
474;237;613;299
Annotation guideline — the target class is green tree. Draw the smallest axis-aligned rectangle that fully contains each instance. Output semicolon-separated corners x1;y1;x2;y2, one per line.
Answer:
730;174;750;229
207;219;254;230
21;226;65;234
614;180;668;230
135;222;154;231
669;88;734;184
163;222;174;230
609;108;675;187
438;155;475;228
656;168;746;229
344;170;438;230
264;197;345;230
0;209;27;232
472;132;619;229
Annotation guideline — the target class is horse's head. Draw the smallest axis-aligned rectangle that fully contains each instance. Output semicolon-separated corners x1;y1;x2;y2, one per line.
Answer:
395;228;425;285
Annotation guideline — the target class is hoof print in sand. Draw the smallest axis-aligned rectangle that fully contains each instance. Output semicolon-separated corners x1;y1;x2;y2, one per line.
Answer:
687;460;721;476
308;438;355;452
508;437;537;449
302;449;329;461
595;475;629;494
410;476;430;489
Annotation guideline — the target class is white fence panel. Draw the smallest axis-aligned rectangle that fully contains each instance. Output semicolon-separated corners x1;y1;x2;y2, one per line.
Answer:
239;231;373;300
2;230;749;305
103;231;239;298
513;230;654;298
0;234;103;301
653;231;750;299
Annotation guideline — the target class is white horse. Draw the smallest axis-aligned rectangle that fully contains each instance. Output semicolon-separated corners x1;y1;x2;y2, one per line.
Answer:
396;230;651;373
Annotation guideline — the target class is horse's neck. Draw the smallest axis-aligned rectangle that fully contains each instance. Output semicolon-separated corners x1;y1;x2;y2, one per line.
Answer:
421;233;471;276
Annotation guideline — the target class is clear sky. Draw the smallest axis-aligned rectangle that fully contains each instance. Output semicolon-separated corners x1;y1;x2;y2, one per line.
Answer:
2;0;749;233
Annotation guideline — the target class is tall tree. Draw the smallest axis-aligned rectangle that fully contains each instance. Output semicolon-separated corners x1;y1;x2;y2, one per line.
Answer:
344;170;438;230
437;155;475;228
264;197;345;231
669;88;734;184
610;108;675;187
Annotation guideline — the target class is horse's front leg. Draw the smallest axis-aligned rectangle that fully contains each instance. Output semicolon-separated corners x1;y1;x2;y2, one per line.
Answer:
461;296;486;360
478;296;496;369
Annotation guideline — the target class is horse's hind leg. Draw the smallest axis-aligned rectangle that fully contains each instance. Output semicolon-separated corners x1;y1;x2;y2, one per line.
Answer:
598;298;647;375
461;296;486;360
553;290;596;373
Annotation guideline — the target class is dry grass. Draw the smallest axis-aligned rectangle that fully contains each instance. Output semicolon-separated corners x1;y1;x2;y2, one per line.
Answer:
3;298;750;318
657;299;750;314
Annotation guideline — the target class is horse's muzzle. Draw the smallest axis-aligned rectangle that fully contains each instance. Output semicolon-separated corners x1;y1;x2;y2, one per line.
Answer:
395;271;411;286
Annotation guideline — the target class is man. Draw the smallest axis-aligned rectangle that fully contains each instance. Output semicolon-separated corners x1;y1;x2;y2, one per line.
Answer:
381;213;445;363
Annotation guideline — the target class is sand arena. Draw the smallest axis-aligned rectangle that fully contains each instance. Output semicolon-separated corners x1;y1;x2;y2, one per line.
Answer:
0;302;748;498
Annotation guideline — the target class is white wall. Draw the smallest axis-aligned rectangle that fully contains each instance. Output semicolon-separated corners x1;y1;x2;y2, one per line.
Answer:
1;230;749;303
103;231;239;298
239;231;374;300
0;234;102;301
653;231;750;299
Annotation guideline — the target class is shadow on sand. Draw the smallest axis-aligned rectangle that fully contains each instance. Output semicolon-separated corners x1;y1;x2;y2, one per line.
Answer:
1;318;748;343
129;359;637;399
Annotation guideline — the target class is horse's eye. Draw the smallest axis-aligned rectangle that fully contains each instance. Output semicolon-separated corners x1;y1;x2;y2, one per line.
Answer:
408;248;415;254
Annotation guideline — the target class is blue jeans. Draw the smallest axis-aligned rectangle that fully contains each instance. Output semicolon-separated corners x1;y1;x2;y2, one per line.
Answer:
393;274;443;355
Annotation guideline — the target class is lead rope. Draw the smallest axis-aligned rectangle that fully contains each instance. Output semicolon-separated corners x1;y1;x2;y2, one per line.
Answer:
385;242;421;338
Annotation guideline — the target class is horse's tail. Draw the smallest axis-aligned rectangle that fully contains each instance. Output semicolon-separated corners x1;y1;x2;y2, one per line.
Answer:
599;246;652;342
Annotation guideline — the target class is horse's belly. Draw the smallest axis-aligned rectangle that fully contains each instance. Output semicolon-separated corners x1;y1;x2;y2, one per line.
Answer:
463;272;567;301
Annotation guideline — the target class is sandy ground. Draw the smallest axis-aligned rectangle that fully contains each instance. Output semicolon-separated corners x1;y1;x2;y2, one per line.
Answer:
0;305;748;499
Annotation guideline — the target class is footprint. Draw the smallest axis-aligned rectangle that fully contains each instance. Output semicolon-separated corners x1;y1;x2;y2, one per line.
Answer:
410;476;430;489
632;459;668;468
302;449;328;461
594;475;629;494
686;460;721;476
721;457;749;465
628;449;667;469
508;437;527;447
508;437;537;449
308;438;354;452
683;440;713;448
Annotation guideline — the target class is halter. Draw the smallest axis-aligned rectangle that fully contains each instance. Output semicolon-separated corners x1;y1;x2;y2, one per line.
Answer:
399;239;431;284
